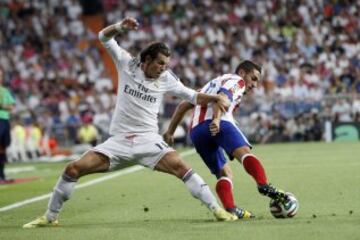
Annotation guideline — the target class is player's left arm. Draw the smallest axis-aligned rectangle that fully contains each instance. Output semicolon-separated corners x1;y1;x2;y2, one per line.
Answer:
163;100;194;145
209;93;227;136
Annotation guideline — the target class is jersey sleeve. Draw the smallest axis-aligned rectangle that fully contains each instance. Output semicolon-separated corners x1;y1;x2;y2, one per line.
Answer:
166;70;197;104
218;77;246;102
98;31;132;70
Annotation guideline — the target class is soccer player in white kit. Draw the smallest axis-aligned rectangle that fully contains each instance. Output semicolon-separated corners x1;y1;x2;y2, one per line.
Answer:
23;18;237;228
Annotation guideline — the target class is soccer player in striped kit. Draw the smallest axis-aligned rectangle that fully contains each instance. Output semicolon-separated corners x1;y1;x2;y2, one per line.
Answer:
164;60;291;218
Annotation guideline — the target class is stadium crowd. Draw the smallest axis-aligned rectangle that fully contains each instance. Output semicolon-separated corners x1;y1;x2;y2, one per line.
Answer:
0;0;359;160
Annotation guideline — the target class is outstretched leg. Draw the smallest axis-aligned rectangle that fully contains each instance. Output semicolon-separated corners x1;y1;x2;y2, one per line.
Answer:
154;151;237;221
23;151;110;228
233;146;288;202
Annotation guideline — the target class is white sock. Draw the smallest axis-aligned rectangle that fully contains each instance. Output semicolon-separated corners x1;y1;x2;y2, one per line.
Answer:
46;174;77;221
183;169;220;212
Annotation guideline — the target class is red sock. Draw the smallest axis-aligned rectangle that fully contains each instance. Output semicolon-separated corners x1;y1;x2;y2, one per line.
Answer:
216;177;235;209
242;154;267;185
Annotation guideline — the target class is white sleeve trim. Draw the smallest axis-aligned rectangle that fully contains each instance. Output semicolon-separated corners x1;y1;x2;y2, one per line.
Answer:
190;92;198;105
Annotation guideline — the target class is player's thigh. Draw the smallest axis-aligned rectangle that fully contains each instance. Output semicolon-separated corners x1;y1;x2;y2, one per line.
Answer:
190;124;227;177
216;121;252;158
199;146;227;178
154;151;190;179
65;150;110;178
132;133;177;169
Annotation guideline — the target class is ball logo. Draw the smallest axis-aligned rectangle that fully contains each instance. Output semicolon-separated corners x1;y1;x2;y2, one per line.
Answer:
269;192;299;218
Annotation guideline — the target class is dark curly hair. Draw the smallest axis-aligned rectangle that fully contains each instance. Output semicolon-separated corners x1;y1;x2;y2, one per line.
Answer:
235;60;262;74
140;42;171;63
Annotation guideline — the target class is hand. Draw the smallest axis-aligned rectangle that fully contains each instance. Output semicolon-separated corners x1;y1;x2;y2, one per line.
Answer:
163;132;174;146
118;17;139;31
209;119;220;136
216;94;230;112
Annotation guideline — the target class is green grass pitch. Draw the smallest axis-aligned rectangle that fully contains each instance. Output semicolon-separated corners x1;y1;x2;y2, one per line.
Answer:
0;142;359;240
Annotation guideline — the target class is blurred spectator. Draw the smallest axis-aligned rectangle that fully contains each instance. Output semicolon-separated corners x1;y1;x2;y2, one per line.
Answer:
352;95;360;119
0;0;359;149
0;68;16;182
9;116;26;162
65;108;81;145
332;99;352;122
24;119;42;160
77;114;98;146
355;112;360;123
305;109;323;141
92;105;111;142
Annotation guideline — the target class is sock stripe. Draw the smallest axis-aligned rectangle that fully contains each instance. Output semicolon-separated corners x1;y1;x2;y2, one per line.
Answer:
217;177;233;189
62;174;78;182
182;169;194;182
240;153;256;164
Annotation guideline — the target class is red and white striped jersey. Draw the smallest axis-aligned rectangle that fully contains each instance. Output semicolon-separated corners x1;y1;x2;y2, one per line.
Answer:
191;73;246;128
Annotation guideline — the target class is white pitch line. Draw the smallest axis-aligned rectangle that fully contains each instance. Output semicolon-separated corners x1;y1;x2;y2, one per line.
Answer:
6;166;36;174
0;149;195;212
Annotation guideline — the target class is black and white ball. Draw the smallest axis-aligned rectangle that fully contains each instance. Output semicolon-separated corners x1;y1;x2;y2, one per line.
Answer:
269;192;299;218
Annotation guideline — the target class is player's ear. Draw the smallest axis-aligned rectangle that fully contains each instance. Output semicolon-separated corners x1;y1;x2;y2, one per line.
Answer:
238;69;246;78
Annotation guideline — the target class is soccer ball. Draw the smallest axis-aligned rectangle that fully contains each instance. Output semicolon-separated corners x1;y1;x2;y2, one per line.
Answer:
269;192;299;218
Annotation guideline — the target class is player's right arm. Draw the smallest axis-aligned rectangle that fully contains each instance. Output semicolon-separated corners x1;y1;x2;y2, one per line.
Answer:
163;100;194;145
100;17;139;39
98;17;139;68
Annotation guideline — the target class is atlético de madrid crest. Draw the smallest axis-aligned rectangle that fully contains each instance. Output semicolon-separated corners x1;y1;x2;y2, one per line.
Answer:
237;79;245;88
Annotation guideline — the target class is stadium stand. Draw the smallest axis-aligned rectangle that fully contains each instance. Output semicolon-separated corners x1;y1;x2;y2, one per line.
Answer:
0;0;358;160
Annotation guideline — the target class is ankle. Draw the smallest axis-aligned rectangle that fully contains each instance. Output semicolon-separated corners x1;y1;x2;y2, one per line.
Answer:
45;210;58;221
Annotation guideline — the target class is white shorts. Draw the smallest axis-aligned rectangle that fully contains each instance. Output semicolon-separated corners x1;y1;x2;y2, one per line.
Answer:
92;132;175;171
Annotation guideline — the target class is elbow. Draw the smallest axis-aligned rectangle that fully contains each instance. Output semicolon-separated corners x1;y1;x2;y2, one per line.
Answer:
98;30;103;40
179;100;194;111
98;30;110;42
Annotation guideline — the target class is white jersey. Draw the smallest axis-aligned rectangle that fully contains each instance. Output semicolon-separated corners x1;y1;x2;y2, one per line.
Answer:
99;36;197;134
191;73;245;128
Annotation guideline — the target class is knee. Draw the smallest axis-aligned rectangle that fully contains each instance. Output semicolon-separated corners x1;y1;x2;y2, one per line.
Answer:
219;171;233;180
64;162;81;179
166;158;190;179
155;152;191;179
219;164;233;179
233;147;251;164
174;162;190;179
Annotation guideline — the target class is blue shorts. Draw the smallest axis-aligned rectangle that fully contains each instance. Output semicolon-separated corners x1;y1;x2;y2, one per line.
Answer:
190;120;251;177
0;119;11;148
